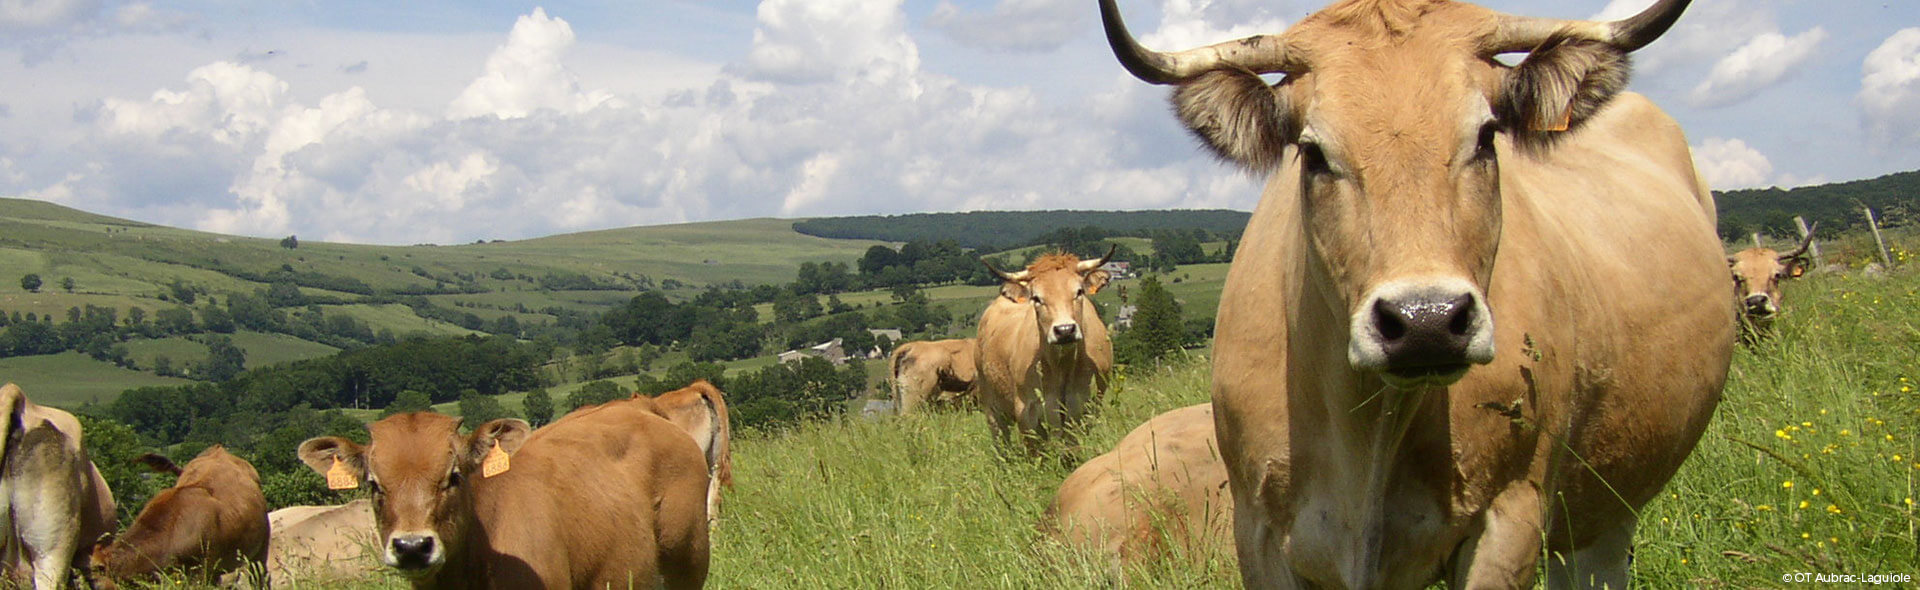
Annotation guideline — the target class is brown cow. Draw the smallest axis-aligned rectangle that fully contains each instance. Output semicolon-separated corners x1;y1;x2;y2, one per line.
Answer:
650;381;734;526
888;338;979;414
297;405;709;589
1;383;116;590
1729;225;1817;338
976;249;1115;453
1046;404;1232;570
264;499;379;587
89;445;269;590
1103;0;1733;587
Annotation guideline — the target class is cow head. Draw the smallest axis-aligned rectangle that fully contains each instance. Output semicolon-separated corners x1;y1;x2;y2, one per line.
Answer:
1101;0;1688;388
985;247;1114;345
1728;226;1816;322
299;413;529;579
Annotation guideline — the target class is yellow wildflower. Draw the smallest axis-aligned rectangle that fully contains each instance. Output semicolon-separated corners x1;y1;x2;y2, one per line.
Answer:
1756;505;1773;511
1782;480;1794;489
1826;504;1841;514
1799;500;1811;509
1812;488;1821;496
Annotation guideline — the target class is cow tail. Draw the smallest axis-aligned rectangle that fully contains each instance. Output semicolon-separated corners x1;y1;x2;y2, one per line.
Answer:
689;381;733;490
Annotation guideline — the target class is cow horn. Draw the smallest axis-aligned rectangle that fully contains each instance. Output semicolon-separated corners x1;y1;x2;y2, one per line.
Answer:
984;259;1030;283
1078;245;1118;272
1099;0;1298;84
1483;0;1691;54
1778;222;1818;261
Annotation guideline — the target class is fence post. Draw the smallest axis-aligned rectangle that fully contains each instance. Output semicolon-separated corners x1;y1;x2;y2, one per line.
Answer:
1865;207;1894;268
1751;232;1763;249
1793;216;1823;268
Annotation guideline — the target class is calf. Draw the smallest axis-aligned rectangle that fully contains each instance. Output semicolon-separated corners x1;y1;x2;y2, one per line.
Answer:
298;405;709;589
1;383;117;590
89;445;269;589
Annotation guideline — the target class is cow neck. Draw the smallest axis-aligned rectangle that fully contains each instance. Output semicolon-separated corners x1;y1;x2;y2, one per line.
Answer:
408;488;490;590
1288;242;1445;588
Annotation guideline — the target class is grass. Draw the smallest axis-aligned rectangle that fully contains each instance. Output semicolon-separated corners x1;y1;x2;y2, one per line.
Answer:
0;351;193;406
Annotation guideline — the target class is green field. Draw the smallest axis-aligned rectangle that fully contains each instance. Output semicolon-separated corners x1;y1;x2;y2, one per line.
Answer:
121;331;340;371
0;352;193;406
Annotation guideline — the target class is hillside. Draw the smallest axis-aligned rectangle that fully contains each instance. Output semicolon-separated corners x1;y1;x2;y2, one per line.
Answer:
791;209;1252;250
1715;169;1919;240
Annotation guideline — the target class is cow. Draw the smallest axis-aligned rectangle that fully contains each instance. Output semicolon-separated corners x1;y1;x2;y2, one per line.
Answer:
649;381;735;526
1100;0;1734;587
264;499;379;587
975;248;1116;454
1729;225;1817;339
888;339;979;414
1045;404;1233;572
88;445;269;590
297;405;710;589
1;383;116;590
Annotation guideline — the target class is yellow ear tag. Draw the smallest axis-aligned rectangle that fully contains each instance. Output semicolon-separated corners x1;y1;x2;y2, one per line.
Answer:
481;441;510;478
325;457;358;490
1533;107;1572;132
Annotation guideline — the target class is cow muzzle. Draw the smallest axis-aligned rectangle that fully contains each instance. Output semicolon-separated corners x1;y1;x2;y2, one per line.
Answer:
385;532;443;575
1349;279;1496;389
1744;293;1776;317
1048;322;1082;344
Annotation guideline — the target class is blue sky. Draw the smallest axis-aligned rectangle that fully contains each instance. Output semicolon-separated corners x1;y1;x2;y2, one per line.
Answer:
2;0;1916;244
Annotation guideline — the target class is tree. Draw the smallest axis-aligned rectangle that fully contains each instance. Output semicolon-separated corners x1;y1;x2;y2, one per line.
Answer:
565;380;627;414
457;390;509;429
75;415;166;525
280;235;299;249
19;273;40;293
193;335;248;382
1115;276;1185;366
382;389;434;417
60;277;75;293
523;388;555;427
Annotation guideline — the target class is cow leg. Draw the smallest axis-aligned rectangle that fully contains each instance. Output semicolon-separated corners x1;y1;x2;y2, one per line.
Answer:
1544;515;1634;590
1448;483;1544;590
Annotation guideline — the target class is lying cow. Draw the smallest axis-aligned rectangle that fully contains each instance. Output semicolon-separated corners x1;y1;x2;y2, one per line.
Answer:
89;445;268;589
265;499;379;587
650;381;735;525
298;405;710;589
888;338;979;414
976;248;1116;453
1046;404;1233;571
1;383;117;590
1729;225;1817;339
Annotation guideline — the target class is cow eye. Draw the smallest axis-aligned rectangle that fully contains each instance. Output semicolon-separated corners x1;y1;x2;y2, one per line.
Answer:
1473;124;1498;161
446;471;463;489
1076;287;1086;298
1298;141;1331;176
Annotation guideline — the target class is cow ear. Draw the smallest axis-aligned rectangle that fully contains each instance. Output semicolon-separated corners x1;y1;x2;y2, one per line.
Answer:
297;437;366;484
1084;270;1111;295
1172;70;1296;172
1000;281;1031;303
1789;260;1808;278
466;419;532;465
1495;34;1630;149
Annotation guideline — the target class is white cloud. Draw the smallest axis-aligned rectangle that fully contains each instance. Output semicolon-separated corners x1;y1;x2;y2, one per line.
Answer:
1692;137;1773;190
0;0;99;30
1860;28;1920;148
738;0;920;85
1142;0;1288;50
1688;27;1826;107
447;7;614;120
927;0;1083;53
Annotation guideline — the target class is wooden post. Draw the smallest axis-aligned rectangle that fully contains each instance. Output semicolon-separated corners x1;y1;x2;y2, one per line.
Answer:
1866;207;1894;268
1793;216;1822;268
1751;232;1763;249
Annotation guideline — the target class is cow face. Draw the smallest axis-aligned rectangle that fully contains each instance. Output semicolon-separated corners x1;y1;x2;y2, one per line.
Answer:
1101;0;1688;389
1728;248;1806;321
299;414;529;578
988;249;1113;346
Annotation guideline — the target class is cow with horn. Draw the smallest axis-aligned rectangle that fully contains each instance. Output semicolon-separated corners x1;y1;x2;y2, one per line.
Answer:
1100;0;1734;587
1728;223;1817;340
975;247;1116;455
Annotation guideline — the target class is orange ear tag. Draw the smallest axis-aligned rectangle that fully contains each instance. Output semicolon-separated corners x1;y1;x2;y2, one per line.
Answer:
325;457;358;490
1533;107;1572;132
481;441;511;478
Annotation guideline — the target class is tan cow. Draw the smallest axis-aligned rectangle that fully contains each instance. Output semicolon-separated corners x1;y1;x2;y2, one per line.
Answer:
0;383;116;590
1046;404;1232;570
888;338;979;414
88;445;269;590
1103;0;1733;587
265;499;379;587
1729;226;1817;338
650;381;734;525
975;249;1115;453
298;405;709;589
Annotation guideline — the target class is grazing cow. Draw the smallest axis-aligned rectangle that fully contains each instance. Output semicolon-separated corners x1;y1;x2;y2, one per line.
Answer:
89;445;269;590
1102;0;1734;587
975;249;1116;452
650;381;735;525
1;383;116;590
888;339;979;414
1729;226;1817;338
1046;404;1233;570
298;406;709;589
265;499;378;587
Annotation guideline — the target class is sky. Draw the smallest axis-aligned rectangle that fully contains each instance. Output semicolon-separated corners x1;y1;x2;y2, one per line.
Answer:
2;0;1916;245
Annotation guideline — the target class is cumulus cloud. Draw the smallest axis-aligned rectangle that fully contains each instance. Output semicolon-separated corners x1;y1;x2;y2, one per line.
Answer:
1859;28;1920;148
1142;0;1288;50
1692;137;1773;190
927;0;1083;53
447;8;614;120
1688;27;1827;108
737;0;919;84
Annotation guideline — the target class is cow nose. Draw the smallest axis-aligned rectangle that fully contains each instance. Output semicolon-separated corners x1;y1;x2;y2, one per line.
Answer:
390;535;435;568
1744;294;1772;312
1371;293;1479;369
1051;323;1080;343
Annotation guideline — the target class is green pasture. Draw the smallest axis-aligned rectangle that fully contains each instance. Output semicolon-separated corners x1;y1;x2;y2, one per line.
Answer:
0;352;192;406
